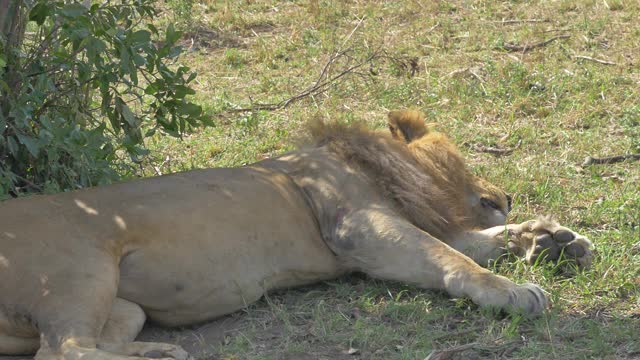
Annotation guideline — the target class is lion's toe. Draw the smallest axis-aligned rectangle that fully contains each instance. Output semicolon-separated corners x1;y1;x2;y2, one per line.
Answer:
519;219;593;268
565;236;593;268
553;229;575;243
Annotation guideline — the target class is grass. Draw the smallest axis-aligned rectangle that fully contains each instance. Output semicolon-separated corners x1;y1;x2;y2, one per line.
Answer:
142;1;640;358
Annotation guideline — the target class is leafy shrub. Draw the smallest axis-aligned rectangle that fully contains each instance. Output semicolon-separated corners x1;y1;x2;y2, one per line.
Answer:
0;0;206;198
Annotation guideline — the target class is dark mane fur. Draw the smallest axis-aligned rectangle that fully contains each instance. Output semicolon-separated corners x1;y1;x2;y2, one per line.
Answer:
309;120;468;238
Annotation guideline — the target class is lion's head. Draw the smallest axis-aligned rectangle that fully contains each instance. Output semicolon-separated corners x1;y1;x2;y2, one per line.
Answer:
311;110;511;238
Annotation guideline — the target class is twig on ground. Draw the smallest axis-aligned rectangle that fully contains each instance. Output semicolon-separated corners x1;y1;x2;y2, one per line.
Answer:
447;68;470;77
469;140;521;156
152;156;172;176
226;17;377;113
501;35;570;53
226;49;380;113
574;55;617;65
447;67;487;94
500;343;520;358
493;19;548;24
427;22;440;33
425;340;523;360
424;342;479;360
582;154;640;166
339;16;365;51
431;329;479;342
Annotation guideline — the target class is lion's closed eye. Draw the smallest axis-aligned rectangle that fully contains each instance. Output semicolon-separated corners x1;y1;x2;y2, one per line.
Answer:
480;197;500;210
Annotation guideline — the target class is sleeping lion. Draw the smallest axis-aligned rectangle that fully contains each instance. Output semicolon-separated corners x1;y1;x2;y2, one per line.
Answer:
0;110;592;360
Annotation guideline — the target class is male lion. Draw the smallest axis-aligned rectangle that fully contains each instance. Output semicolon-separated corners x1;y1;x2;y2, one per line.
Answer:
0;110;592;360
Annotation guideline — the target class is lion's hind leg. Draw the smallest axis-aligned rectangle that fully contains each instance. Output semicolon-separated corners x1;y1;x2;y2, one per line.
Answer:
29;250;188;360
0;332;39;355
97;298;190;360
35;296;190;360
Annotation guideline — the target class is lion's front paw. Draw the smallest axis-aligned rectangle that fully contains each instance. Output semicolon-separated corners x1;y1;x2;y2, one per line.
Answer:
507;218;593;268
507;283;549;314
472;276;549;315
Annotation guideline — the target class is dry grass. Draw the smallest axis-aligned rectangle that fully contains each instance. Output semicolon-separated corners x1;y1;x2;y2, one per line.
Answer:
138;1;640;359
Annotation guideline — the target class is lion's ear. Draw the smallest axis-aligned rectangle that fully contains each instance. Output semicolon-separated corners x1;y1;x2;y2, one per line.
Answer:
387;110;428;143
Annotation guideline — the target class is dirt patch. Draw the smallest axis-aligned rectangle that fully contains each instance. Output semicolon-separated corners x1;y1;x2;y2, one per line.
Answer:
179;28;245;52
137;315;244;358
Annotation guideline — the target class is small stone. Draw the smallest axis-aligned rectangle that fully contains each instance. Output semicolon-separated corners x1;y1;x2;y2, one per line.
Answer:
347;347;360;355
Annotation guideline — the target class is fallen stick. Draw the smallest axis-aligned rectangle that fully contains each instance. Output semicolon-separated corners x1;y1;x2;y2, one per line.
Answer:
424;342;478;360
226;50;379;113
501;35;570;53
582;154;640;166
469;140;521;156
494;19;548;24
574;55;617;65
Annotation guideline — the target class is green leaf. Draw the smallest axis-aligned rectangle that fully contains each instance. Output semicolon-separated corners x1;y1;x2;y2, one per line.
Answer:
118;99;137;127
86;37;107;62
6;137;18;155
77;62;91;82
129;30;151;44
174;85;195;99
119;44;130;72
147;23;159;35
165;24;181;45
0;57;6;68
133;53;146;67
29;3;51;25
168;45;183;58
16;134;40;157
177;102;202;117
60;3;88;18
144;83;158;95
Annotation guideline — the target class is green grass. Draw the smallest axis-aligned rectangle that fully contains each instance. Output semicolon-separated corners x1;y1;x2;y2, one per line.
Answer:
143;1;640;358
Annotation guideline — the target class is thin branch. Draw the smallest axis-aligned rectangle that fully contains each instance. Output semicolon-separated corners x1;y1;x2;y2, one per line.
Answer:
424;343;479;360
582;154;640;166
11;173;44;192
574;55;617;65
469;140;521;156
152;156;171;176
225;17;378;113
493;19;548;24
427;22;440;33
448;67;487;95
338;16;365;52
426;340;523;360
32;75;99;117
501;35;570;53
227;49;381;113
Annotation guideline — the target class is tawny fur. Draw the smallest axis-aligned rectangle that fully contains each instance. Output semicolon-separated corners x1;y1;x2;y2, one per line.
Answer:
308;111;494;239
0;110;593;360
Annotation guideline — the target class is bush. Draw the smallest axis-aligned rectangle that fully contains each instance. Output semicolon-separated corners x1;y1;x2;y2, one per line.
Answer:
0;0;206;198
